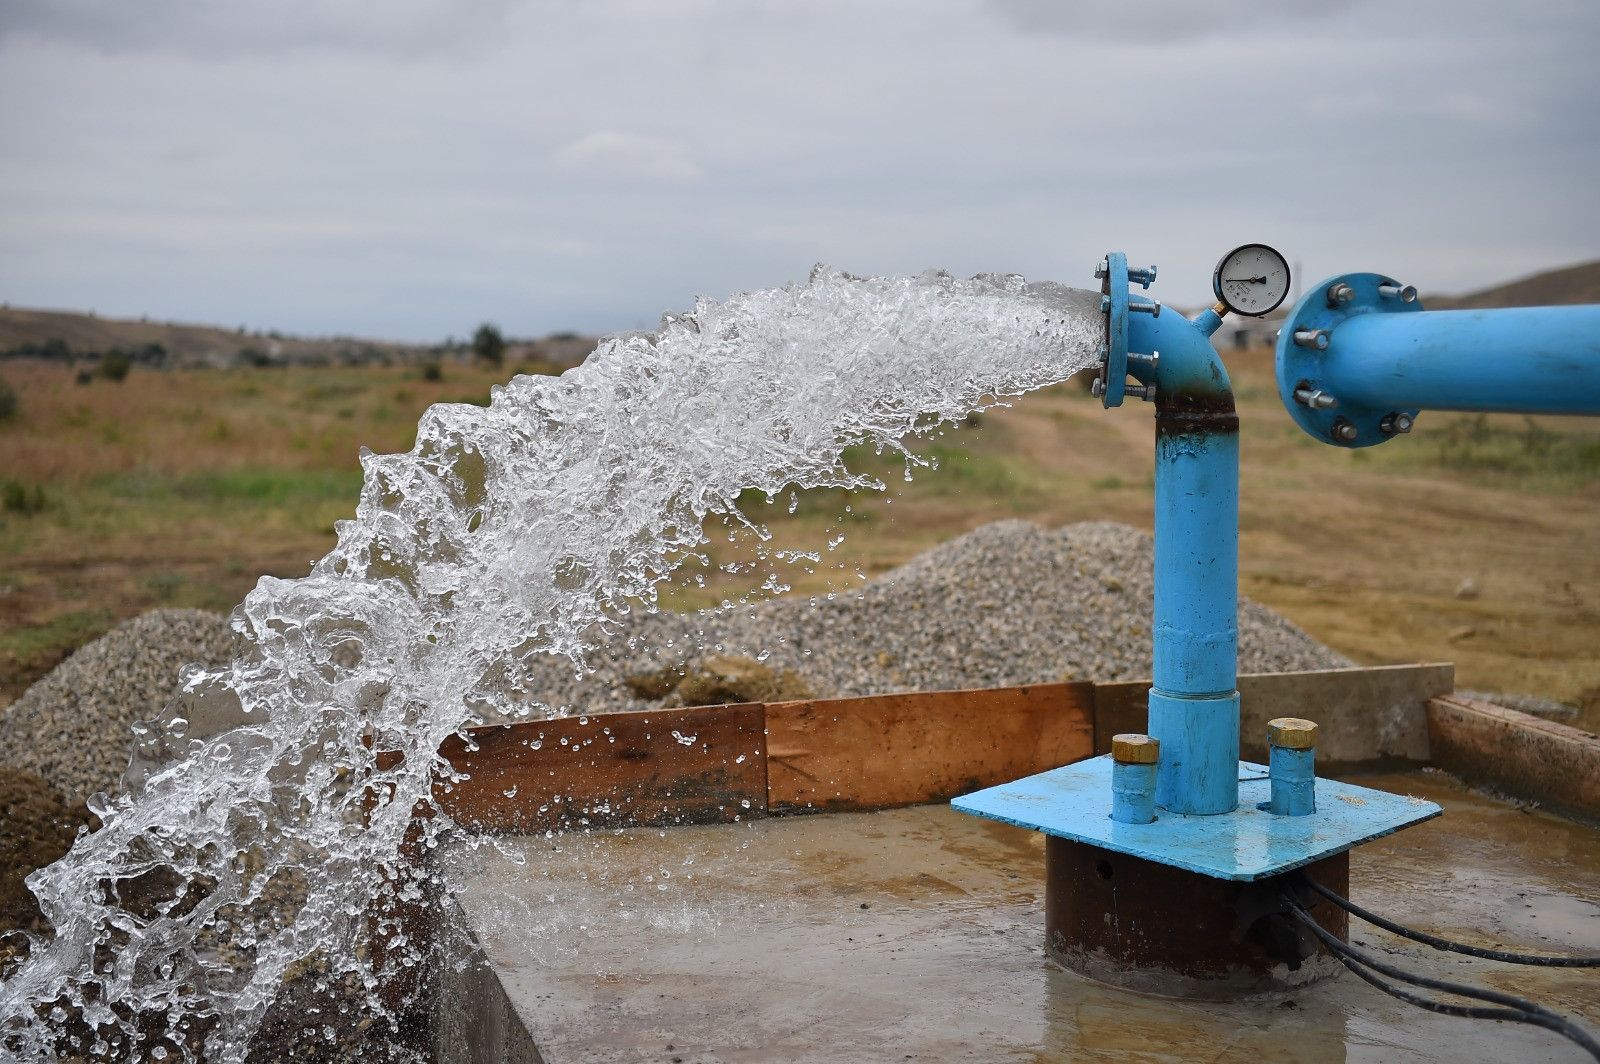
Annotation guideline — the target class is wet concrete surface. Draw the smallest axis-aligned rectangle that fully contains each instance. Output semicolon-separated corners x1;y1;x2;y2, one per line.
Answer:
441;770;1600;1063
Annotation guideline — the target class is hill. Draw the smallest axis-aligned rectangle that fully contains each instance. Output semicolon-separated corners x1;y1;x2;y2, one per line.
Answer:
0;305;434;368
0;306;595;370
1429;260;1600;310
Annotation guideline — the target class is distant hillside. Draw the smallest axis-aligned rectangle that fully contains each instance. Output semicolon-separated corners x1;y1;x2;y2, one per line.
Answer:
0;305;594;370
1429;260;1600;310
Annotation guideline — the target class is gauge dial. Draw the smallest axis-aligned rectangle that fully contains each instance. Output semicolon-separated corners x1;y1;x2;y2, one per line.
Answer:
1213;244;1291;317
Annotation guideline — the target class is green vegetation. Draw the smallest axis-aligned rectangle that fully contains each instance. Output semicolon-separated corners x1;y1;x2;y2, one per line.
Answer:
0;374;15;421
1378;413;1600;488
472;323;506;366
97;350;132;382
2;480;46;514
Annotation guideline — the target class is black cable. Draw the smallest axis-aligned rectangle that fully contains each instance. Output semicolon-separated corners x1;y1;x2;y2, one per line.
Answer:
1301;875;1600;968
1284;900;1600;1061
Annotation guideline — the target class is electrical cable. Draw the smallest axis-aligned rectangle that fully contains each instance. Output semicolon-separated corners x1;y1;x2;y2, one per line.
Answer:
1283;899;1600;1061
1300;876;1600;968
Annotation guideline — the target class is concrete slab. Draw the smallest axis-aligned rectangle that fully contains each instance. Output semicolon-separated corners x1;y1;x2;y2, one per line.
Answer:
439;771;1600;1064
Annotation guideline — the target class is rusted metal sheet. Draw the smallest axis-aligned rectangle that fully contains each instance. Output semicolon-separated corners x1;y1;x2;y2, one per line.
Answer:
433;702;767;833
765;682;1095;813
1045;836;1348;998
1094;663;1452;767
1428;694;1600;820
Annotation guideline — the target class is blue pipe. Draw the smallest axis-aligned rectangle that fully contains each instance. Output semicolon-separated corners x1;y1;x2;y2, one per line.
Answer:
1267;746;1316;817
1111;759;1158;824
1324;305;1600;414
1129;305;1240;816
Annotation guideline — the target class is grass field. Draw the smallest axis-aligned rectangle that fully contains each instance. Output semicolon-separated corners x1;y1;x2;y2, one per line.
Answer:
2;352;1598;729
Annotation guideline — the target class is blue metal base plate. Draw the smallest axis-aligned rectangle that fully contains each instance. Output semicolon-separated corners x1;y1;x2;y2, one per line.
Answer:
952;756;1441;881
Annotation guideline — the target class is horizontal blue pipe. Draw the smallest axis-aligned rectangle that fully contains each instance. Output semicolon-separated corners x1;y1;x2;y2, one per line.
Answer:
1327;305;1600;414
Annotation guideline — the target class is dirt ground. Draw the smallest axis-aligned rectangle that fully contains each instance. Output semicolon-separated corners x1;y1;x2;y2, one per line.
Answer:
1;350;1596;728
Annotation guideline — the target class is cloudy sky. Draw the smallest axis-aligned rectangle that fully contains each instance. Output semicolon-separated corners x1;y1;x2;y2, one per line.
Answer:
2;0;1596;341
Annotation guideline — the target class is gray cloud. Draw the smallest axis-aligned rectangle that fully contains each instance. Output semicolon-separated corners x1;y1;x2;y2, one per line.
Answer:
986;0;1354;41
0;0;1595;341
0;0;516;58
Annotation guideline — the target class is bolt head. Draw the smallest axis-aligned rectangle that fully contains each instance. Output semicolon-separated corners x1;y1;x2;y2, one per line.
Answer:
1333;420;1358;442
1393;412;1414;433
1090;378;1106;398
1268;717;1318;750
1327;282;1355;306
1094;260;1108;279
1112;733;1160;764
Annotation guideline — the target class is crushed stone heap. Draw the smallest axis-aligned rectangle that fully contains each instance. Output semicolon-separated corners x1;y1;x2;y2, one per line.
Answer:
516;520;1352;718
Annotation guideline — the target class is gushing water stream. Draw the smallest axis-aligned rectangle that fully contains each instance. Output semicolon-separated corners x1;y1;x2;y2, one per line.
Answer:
0;266;1102;1061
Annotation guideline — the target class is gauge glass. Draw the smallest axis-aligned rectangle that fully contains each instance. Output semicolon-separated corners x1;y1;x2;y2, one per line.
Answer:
1213;244;1291;316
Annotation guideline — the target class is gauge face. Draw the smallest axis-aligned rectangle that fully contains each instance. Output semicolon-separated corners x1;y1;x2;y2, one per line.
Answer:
1213;244;1291;317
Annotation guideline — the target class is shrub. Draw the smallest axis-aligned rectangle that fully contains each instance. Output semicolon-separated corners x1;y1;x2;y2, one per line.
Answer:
472;323;505;366
97;350;132;382
74;369;93;386
2;480;46;514
421;361;443;382
0;375;15;421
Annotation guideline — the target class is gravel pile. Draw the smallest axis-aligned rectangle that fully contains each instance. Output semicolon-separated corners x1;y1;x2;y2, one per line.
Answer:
516;520;1353;718
0;609;236;806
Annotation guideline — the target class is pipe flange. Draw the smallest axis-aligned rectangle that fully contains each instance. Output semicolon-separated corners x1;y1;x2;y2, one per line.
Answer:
1275;272;1424;447
1098;251;1130;408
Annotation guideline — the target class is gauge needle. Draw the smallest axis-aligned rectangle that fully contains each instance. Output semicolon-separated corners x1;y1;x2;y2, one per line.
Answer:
1226;276;1268;284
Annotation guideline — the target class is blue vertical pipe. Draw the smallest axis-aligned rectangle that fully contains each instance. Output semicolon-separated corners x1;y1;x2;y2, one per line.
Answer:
1325;305;1600;414
1129;307;1241;815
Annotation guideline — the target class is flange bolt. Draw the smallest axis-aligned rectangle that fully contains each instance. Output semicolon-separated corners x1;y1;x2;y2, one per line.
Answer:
1090;378;1106;398
1127;265;1158;289
1111;733;1159;825
1378;283;1418;303
1094;259;1109;280
1293;329;1331;351
1327;282;1356;307
1380;411;1415;435
1126;383;1157;402
1332;418;1359;443
1293;385;1338;410
1128;300;1162;317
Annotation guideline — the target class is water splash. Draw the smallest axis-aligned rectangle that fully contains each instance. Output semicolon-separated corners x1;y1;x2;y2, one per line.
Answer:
0;266;1101;1060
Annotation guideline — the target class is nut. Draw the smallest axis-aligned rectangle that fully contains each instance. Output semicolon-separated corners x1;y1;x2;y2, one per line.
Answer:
1111;733;1160;764
1267;717;1318;750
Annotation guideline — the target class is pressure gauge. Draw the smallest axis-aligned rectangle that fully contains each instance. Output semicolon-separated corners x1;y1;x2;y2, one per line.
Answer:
1213;244;1291;317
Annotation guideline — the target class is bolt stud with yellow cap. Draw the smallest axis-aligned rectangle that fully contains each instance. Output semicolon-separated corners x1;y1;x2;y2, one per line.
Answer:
1110;733;1159;824
1265;717;1317;817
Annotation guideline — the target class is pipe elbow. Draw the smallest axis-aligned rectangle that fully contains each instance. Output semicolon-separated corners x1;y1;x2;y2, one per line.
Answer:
1130;310;1237;430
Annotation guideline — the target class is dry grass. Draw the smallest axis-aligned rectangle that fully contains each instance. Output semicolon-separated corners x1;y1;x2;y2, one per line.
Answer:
2;351;1597;730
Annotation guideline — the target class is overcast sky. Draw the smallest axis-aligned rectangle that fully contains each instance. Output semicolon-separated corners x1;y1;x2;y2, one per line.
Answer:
2;0;1596;341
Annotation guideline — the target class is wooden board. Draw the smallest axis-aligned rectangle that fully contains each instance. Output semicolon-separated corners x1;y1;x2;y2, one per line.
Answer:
1094;663;1452;768
764;682;1094;813
1428;694;1600;821
433;703;767;833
